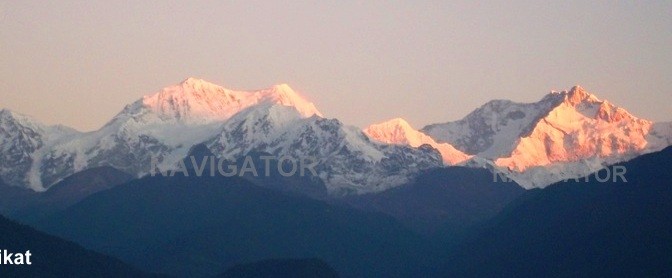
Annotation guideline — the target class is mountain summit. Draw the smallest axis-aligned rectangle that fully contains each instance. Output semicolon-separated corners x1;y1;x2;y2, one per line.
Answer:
1;78;324;190
136;77;322;124
564;85;599;105
363;118;471;165
0;110;79;191
421;85;672;188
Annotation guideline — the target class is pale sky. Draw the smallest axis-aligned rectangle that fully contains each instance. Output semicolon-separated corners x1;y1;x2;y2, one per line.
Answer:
1;0;670;131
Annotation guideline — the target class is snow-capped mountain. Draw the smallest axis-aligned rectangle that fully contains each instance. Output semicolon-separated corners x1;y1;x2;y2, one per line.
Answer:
27;78;325;190
423;86;672;188
2;78;441;194
2;80;670;193
203;105;442;195
422;92;563;159
0;110;80;191
363;118;471;165
141;77;321;124
35;78;324;190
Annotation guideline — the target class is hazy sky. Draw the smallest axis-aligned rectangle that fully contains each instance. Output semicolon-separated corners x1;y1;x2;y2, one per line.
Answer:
1;1;670;131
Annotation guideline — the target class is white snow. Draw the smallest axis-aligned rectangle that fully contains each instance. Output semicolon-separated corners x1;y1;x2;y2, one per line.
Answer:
2;82;671;193
141;77;322;124
6;78;326;191
422;96;561;159
363;118;472;165
423;85;672;188
205;104;441;195
494;87;651;172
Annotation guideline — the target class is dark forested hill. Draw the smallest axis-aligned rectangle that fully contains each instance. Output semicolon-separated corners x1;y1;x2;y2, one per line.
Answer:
0;214;156;277
445;146;672;277
38;175;437;277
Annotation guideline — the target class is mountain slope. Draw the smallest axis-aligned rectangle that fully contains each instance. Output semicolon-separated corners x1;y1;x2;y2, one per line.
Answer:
3;82;669;192
141;78;321;123
218;259;339;278
495;86;659;170
423;86;672;188
37;174;437;277
0;78;322;190
2;78;441;195
422;92;563;158
0;176;39;216
344;167;525;239
201;105;442;195
35;78;322;190
2;167;135;223
0;109;80;190
0;214;155;277
364;118;471;165
445;146;672;277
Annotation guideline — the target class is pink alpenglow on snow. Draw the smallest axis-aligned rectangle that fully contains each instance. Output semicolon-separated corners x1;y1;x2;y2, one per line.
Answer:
364;118;472;165
142;77;322;124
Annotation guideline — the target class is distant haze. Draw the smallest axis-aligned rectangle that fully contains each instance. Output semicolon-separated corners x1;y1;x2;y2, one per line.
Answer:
1;1;670;131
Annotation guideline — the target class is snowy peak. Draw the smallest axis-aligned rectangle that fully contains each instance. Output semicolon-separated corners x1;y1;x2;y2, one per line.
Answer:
6;78;326;191
363;118;415;144
493;86;666;187
594;101;635;122
180;77;219;88
551;85;636;122
0;109;47;157
364;118;471;165
262;83;323;118
422;96;560;157
0;109;45;133
138;77;322;124
0;109;45;189
140;77;240;123
422;85;671;188
207;112;443;195
0;109;79;190
564;85;600;106
178;77;227;92
271;83;294;94
422;85;645;159
0;109;78;141
2;81;669;194
495;86;653;171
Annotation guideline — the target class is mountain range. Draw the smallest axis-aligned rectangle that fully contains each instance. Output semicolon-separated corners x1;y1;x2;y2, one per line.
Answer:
1;78;670;195
2;78;671;277
0;78;441;195
370;85;672;188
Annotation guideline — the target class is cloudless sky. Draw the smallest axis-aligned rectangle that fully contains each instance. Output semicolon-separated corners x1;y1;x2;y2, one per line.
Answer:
1;0;670;131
